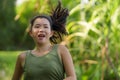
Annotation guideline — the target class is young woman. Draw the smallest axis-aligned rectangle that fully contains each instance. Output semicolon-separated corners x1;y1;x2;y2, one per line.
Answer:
12;2;76;80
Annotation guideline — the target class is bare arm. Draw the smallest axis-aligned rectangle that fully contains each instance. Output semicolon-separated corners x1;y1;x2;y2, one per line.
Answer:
58;45;76;80
12;52;25;80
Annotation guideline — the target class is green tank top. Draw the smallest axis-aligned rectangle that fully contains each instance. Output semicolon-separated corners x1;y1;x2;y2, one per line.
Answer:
23;44;65;80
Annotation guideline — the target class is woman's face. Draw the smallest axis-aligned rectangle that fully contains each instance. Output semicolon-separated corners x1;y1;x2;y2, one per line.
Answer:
30;18;53;44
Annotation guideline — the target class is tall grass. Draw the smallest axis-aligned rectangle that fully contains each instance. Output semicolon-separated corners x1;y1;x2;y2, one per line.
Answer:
0;51;19;80
62;0;120;80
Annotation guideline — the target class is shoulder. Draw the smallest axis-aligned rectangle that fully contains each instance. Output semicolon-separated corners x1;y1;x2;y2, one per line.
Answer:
18;51;28;60
17;51;29;64
58;44;68;50
57;44;70;56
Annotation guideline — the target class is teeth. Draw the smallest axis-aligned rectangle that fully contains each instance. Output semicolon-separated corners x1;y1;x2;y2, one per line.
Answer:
38;34;45;37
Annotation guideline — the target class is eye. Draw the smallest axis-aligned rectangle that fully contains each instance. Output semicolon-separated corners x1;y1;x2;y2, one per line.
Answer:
34;25;40;28
44;26;48;28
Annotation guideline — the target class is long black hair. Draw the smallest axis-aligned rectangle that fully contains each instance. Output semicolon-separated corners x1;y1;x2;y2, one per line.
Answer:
28;1;69;44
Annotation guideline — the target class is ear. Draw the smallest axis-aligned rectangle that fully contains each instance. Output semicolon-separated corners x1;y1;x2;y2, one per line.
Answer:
50;30;54;37
29;31;33;37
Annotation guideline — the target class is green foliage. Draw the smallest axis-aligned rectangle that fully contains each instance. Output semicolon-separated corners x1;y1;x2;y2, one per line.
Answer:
0;0;16;50
63;0;120;80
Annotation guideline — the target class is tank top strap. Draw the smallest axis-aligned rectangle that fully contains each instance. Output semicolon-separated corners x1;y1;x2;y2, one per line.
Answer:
53;44;58;51
53;44;63;65
23;50;30;71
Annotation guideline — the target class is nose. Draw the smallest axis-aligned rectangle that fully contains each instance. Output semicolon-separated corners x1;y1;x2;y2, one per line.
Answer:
38;27;44;32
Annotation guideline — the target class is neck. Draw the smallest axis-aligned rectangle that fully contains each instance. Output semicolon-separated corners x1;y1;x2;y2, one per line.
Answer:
34;42;52;52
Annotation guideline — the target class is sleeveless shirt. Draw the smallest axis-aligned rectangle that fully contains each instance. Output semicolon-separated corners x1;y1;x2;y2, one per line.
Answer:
23;44;65;80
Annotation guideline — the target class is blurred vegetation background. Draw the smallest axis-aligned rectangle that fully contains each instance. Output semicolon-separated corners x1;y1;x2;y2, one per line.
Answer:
0;0;120;80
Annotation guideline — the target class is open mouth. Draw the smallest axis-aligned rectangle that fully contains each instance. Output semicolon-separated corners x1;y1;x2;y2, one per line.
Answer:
37;34;45;40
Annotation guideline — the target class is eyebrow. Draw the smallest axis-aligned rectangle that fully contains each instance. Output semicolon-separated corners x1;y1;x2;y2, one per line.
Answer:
35;24;48;25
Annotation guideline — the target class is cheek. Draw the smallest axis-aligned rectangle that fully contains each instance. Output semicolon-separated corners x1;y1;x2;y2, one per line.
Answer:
32;29;39;34
30;30;37;37
46;31;52;37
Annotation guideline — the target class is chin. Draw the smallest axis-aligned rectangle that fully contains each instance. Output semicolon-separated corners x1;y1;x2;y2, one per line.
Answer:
37;40;47;44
